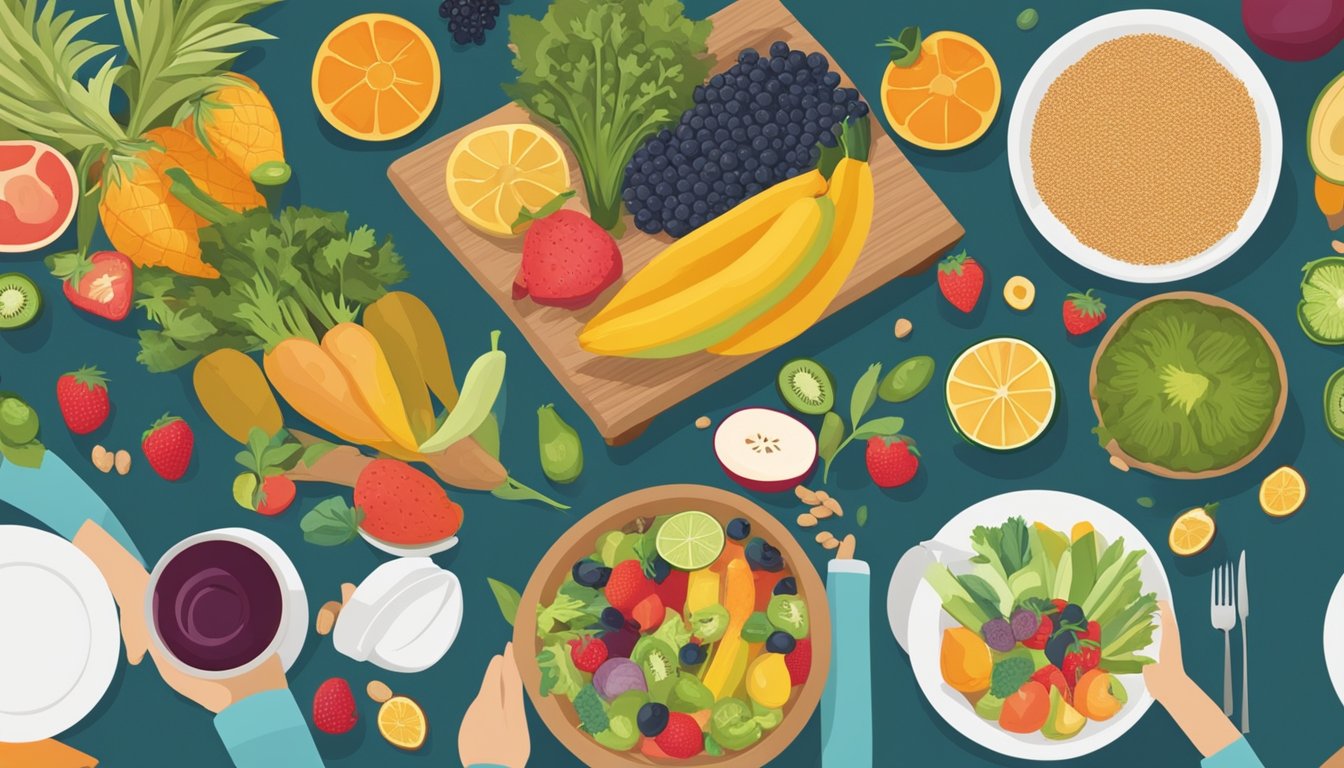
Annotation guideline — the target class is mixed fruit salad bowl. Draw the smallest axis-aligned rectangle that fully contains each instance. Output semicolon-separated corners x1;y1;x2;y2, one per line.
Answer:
514;485;829;766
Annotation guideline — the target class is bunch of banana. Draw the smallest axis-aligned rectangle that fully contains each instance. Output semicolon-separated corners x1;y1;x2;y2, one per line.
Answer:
579;118;876;359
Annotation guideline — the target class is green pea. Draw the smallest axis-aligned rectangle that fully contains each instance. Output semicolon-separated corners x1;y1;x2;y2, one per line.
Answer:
1017;8;1039;30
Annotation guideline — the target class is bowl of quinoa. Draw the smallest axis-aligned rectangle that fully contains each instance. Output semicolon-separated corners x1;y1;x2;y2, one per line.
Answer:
1007;10;1281;283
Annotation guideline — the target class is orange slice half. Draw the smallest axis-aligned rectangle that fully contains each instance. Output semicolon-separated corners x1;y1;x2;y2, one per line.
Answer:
945;337;1055;450
313;14;441;141
880;30;1001;151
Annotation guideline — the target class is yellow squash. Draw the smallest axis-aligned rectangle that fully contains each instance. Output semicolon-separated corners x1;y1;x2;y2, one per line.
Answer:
193;348;283;443
263;337;392;447
362;298;437;443
362;292;460;412
321;323;421;452
592;171;826;320
702;557;756;699
580;196;835;358
710;156;874;355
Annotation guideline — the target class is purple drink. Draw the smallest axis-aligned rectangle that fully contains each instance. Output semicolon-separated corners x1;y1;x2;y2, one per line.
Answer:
152;539;283;672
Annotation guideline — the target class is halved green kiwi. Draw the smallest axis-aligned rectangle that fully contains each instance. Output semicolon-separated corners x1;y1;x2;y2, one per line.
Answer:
776;358;835;415
1298;257;1344;345
0;273;41;330
1326;368;1344;440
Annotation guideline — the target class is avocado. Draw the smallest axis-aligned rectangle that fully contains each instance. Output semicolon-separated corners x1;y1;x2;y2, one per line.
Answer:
1310;72;1344;184
1040;687;1087;740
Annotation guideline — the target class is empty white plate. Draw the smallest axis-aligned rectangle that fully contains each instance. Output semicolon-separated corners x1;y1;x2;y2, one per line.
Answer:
0;526;119;743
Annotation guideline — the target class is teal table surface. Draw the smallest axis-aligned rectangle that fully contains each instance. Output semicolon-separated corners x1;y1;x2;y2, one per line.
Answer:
3;0;1341;765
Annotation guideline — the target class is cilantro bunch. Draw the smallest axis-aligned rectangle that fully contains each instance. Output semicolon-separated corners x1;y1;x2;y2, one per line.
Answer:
135;169;407;372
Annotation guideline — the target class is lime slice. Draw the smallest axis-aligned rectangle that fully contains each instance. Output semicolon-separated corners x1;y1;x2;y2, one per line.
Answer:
655;511;725;570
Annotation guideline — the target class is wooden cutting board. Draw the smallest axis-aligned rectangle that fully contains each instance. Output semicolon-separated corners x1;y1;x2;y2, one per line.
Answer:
388;0;963;444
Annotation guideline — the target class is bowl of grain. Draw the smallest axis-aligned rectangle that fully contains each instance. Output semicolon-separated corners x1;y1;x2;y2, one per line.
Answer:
1008;10;1281;283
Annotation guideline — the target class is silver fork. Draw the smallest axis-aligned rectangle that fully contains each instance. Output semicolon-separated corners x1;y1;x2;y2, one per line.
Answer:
1211;562;1238;716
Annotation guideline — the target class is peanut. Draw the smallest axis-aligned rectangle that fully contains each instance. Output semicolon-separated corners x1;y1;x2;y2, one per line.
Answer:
814;489;831;502
823;497;843;517
694;416;711;429
91;445;113;473
316;601;342;636
814;531;836;545
822;538;841;550
114;450;131;476
796;513;818;527
366;680;393;703
794;485;821;505
341;582;357;605
837;534;857;560
894;318;913;339
810;504;833;520
1333;240;1344;254
1109;455;1130;472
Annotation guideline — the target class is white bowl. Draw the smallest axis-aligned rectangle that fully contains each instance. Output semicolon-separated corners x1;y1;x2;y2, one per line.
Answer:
1007;10;1281;283
145;528;307;680
897;490;1171;761
359;530;458;557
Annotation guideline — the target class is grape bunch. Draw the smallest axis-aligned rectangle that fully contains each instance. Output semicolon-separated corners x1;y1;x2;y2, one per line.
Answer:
438;0;501;46
622;42;870;237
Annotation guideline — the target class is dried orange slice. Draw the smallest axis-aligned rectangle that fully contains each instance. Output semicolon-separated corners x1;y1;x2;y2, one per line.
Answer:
446;124;571;236
945;337;1055;450
1169;505;1217;556
313;14;441;141
880;31;1000;151
377;696;427;750
1259;466;1306;517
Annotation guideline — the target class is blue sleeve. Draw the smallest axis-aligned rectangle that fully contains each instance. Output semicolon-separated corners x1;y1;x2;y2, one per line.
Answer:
1201;737;1264;768
0;451;143;564
820;560;871;767
215;689;323;768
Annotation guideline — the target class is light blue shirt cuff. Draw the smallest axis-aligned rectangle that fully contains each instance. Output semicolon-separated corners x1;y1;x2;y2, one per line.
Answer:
821;559;872;767
215;689;324;768
0;452;143;564
1201;737;1264;768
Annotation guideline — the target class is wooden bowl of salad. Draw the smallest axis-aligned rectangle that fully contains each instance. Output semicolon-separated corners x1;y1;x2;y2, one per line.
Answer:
514;484;830;766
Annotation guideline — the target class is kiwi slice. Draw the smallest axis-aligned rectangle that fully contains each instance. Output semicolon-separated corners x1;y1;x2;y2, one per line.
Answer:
0;273;40;330
776;358;835;415
1299;257;1344;344
1326;368;1344;439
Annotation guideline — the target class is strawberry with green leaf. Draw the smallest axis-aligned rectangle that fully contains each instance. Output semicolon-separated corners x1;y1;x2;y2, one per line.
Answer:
1062;289;1107;335
233;427;336;515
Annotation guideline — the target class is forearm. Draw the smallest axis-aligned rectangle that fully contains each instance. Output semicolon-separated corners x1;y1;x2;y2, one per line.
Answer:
215;689;324;768
1160;676;1245;758
820;560;872;767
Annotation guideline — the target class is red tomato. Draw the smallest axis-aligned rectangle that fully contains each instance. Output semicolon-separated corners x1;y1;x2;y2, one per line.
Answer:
1000;681;1051;733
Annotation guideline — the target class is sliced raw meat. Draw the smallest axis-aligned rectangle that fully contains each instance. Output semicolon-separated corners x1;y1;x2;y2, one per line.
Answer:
0;140;78;253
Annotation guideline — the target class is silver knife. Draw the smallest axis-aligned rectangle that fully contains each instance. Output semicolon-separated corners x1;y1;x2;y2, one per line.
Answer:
1238;550;1249;733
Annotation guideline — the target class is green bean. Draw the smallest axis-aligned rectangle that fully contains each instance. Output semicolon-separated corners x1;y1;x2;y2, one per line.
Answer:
418;330;505;453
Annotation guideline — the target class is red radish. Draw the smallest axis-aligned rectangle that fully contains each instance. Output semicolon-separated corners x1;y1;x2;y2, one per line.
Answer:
513;206;622;309
1242;0;1344;60
0;140;77;253
255;475;297;516
713;408;817;493
53;250;135;322
354;459;463;545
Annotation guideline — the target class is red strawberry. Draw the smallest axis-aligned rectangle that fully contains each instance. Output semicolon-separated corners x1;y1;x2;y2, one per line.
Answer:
53;250;134;321
568;636;609;673
865;435;920;488
1031;664;1071;701
1022;613;1053;650
255;475;297;516
655;568;689;614
354;459;463;544
937;250;983;313
311;677;358;734
785;638;812;685
654;712;704;759
141;414;194;481
605;560;655;614
1062;289;1107;335
56;366;110;434
513;206;622;309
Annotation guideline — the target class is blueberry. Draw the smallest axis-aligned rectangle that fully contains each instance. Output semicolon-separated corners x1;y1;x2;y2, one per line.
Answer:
744;537;783;571
638;703;670;737
680;642;707;666
770;57;785;74
650;556;671;584
749;67;766;83
823;71;841;88
726;517;751;541
598;607;627;633
770;41;790;58
739;49;760;65
765;631;797;654
572;559;610;588
807;52;828;71
773;576;797;596
779;72;794;87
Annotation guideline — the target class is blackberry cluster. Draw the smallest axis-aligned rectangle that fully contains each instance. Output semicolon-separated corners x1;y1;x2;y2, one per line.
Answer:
438;0;500;46
622;42;870;237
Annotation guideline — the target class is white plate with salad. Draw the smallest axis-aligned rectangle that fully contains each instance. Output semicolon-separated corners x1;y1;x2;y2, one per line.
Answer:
898;490;1169;761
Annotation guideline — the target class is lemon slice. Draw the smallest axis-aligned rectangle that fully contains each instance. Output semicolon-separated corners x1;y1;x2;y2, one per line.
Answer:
945;338;1056;450
1259;466;1306;517
378;696;427;750
655;510;726;571
1169;505;1217;557
446;124;570;236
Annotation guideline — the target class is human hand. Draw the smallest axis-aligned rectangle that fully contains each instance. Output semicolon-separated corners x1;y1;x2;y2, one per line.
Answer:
1143;600;1189;703
73;520;289;714
460;643;530;768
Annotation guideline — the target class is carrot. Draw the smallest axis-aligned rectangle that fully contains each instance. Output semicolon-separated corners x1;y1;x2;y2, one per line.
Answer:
320;323;420;452
193;349;283;443
263;337;391;447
